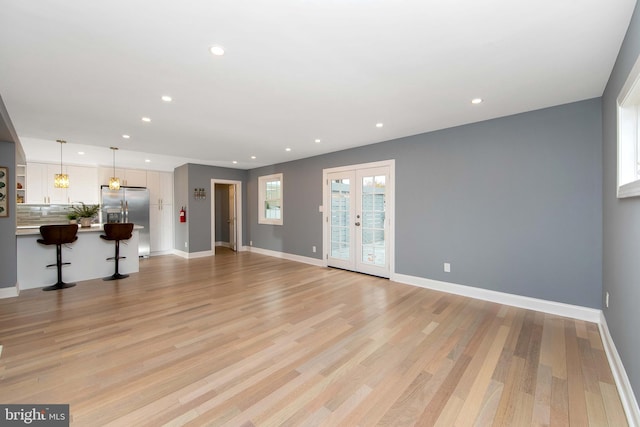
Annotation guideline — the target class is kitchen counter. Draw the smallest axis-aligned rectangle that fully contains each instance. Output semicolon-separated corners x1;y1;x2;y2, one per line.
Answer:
17;224;142;290
16;223;144;235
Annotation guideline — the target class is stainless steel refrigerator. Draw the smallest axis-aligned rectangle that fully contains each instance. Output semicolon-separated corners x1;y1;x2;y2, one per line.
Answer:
100;185;150;257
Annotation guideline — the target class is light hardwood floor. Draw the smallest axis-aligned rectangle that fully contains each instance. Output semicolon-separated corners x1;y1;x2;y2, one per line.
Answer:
0;249;627;426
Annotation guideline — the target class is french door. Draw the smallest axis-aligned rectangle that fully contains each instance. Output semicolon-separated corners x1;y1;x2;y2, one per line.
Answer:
325;161;393;278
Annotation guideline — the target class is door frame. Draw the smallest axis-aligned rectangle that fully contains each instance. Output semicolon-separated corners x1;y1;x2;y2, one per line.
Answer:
210;179;243;254
228;184;237;251
322;159;395;277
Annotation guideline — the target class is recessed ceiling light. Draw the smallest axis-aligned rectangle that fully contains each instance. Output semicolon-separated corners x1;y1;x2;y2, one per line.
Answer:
210;45;225;56
232;160;238;164
122;134;130;139
285;147;292;152
142;117;151;122
145;159;151;163
471;98;483;104
78;151;85;155
161;95;172;102
376;123;384;128
315;139;321;143
251;156;256;159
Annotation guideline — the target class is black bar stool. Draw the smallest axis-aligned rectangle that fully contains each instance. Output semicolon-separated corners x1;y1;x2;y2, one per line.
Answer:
37;224;79;291
100;223;134;281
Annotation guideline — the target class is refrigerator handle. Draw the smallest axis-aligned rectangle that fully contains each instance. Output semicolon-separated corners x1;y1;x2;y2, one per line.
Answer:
125;201;129;222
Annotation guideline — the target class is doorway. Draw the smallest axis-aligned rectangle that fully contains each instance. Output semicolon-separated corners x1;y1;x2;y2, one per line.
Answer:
323;160;395;278
211;179;243;254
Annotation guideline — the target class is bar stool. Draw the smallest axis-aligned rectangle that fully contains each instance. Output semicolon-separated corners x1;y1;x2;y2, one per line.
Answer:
100;223;134;281
37;224;79;291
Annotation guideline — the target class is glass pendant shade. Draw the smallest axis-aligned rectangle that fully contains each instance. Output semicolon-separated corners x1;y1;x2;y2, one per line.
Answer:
109;177;121;190
54;139;69;188
109;146;120;189
54;173;69;188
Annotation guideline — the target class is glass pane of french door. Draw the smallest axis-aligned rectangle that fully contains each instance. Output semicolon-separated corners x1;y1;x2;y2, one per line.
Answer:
330;174;353;262
359;173;386;267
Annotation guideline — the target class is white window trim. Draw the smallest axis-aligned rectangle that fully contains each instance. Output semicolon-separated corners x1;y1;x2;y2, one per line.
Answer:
258;173;283;225
617;53;640;198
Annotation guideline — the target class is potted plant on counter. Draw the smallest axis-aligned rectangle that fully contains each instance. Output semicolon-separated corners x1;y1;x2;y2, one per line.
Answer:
67;212;78;224
70;203;100;228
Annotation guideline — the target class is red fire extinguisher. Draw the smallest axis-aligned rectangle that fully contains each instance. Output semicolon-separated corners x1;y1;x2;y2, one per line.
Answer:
179;206;186;223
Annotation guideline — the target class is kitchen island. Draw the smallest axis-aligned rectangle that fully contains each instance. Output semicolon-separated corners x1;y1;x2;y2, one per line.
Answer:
17;224;142;290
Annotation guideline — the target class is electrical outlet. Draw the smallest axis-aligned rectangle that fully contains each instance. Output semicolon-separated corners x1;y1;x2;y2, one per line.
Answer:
184;242;188;248
312;246;316;253
444;262;451;273
606;291;610;308
250;240;253;246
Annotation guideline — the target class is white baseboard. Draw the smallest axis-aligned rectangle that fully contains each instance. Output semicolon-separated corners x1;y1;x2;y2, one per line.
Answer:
172;249;213;259
599;313;640;426
149;249;175;257
391;273;601;323
215;241;232;248
0;286;19;299
247;246;325;267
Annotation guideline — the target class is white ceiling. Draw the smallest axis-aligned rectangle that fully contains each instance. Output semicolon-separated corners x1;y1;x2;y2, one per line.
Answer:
0;1;637;171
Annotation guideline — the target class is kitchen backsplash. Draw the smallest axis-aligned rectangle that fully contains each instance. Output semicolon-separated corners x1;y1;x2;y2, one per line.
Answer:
16;204;97;226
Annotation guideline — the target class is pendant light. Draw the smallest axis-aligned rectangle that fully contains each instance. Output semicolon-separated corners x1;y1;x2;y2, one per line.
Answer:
109;147;121;190
53;139;69;188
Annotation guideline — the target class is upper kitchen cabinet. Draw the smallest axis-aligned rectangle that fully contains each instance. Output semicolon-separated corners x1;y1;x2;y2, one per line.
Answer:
147;171;173;205
26;163;68;204
27;163;99;204
66;165;99;204
98;167;147;187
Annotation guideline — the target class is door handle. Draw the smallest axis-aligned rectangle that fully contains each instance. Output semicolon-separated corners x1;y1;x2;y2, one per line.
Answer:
355;222;361;226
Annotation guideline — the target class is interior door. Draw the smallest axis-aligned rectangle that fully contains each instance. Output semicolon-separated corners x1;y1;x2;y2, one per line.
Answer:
327;165;391;277
228;184;237;251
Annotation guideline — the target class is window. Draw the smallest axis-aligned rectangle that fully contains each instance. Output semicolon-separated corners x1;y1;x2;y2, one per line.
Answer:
617;54;640;198
258;173;283;225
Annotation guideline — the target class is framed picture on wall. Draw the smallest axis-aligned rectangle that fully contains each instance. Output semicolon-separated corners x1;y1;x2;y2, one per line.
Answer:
0;166;8;217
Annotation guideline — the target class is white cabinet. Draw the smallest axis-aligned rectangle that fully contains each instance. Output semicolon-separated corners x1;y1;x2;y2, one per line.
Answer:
27;162;98;204
147;171;173;205
150;202;174;254
148;171;174;254
67;165;99;204
26;162;45;203
124;169;147;187
26;163;68;204
99;167;147;187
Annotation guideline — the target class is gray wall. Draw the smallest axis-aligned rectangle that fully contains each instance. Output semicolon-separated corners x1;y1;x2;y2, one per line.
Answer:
214;184;230;243
0;141;17;288
181;163;246;253
173;164;189;251
602;2;640;406
0;94;20;290
247;99;603;308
